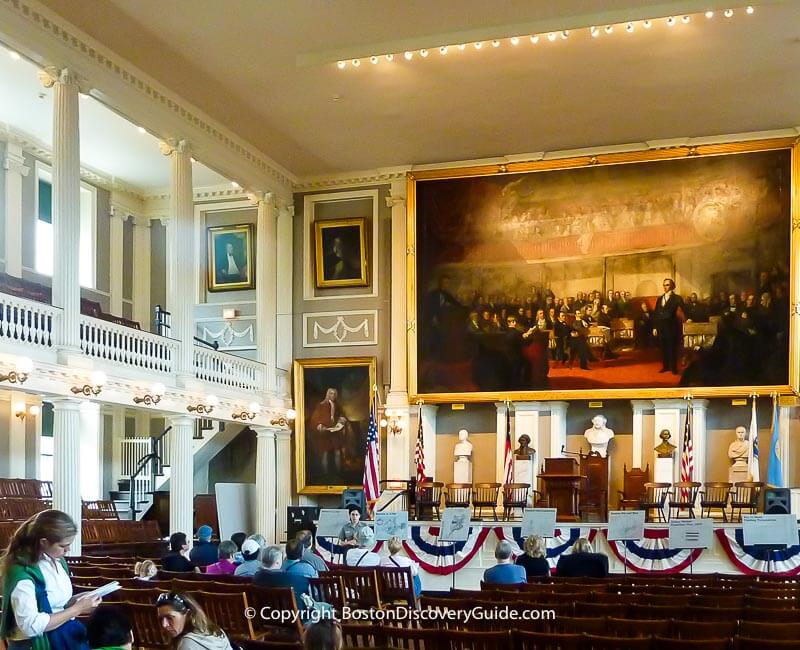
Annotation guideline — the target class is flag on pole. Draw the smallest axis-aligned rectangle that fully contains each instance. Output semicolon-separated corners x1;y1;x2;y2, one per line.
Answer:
414;410;427;483
362;394;380;508
680;400;694;500
747;395;760;482
503;403;513;484
767;395;783;486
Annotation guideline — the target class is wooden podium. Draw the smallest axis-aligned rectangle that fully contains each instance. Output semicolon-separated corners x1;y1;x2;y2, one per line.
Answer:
579;452;609;522
538;457;583;522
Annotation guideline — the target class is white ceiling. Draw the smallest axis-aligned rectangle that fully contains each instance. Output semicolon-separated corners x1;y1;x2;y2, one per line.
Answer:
0;48;228;192
13;0;800;179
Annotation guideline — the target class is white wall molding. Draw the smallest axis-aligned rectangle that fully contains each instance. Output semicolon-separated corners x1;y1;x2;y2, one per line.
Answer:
294;166;410;192
302;310;378;347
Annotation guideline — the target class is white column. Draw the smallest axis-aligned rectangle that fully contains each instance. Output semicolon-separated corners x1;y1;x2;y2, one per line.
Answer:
51;397;82;554
41;68;81;352
275;203;294;382
690;399;709;487
26;397;43;480
548;401;569;457
3;143;29;276
495;402;510;483
109;206;126;317
385;407;410;480
7;391;27;477
386;180;408;407
254;426;277;542
79;401;102;500
110;405;125;490
275;428;292;542
132;217;152;331
161;140;194;378
168;415;195;538
514;402;547;467
419;404;438;480
631;400;651;470
652;399;684;483
251;192;278;393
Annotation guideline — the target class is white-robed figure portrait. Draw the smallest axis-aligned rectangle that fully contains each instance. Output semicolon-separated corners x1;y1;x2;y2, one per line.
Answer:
584;414;615;457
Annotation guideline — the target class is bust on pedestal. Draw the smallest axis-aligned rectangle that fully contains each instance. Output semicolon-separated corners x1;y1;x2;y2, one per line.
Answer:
513;434;536;504
584;415;614;458
654;429;677;484
453;429;473;483
728;425;750;484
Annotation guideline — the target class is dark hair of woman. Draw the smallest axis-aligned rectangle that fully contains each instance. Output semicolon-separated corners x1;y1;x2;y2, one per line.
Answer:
0;510;77;578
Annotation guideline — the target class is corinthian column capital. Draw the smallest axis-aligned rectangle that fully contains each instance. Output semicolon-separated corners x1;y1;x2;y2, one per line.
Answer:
159;139;190;157
247;191;275;207
38;67;81;88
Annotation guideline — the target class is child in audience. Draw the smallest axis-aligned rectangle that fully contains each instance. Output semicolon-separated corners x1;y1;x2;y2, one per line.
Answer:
205;541;237;576
86;605;133;650
156;592;233;650
133;559;157;581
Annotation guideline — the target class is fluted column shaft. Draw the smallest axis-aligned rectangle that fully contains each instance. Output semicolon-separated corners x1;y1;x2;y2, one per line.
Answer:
386;180;408;406
132;217;152;331
253;193;278;392
275;204;294;388
109;207;126;317
630;400;651;469
163;141;194;376
254;426;277;542
275;429;292;542
168;415;195;538
3;143;29;277
51;397;82;554
549;402;569;457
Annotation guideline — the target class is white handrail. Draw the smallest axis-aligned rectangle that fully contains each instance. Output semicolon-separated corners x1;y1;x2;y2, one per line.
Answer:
193;346;265;392
80;316;178;373
0;294;60;349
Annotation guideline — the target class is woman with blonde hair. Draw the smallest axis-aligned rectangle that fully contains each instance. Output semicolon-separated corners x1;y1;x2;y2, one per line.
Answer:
380;537;421;596
556;536;609;577
133;560;157;581
156;592;232;650
515;535;550;579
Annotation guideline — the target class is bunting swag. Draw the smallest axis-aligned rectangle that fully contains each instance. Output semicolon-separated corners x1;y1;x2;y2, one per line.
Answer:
402;525;493;575
604;528;702;573
495;527;598;569
315;536;384;564
715;529;800;575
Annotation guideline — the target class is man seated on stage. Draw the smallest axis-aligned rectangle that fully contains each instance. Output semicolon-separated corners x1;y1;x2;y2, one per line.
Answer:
345;527;381;567
555;537;609;578
483;540;527;585
338;505;367;548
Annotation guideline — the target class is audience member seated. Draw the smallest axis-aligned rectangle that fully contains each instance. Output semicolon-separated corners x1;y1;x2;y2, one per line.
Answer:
156;592;233;650
254;545;313;603
162;532;198;573
380;536;422;597
205;540;237;576
303;619;342;650
344;527;380;567
233;539;261;577
230;532;247;564
555;537;609;578
133;559;157;581
283;538;318;579
294;530;327;573
86;605;133;650
483;540;527;585
515;534;551;579
189;525;218;568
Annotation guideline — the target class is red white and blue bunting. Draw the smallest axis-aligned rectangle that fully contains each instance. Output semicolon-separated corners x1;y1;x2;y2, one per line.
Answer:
401;526;494;575
715;528;800;576
603;528;702;574
494;527;598;570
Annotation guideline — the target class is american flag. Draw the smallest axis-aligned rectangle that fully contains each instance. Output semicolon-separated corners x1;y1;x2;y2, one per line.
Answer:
503;403;514;484
414;412;427;482
748;395;760;482
362;395;380;508
680;401;693;500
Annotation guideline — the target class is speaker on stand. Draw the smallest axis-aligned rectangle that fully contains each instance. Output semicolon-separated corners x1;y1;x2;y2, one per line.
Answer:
764;488;791;515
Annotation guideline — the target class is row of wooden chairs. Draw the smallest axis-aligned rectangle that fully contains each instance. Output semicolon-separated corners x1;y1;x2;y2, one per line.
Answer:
0;478;52;498
82;499;120;520
415;481;539;520
0;497;52;521
637;481;762;522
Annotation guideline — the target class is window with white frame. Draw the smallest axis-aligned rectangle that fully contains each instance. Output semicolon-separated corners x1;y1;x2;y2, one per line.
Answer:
35;164;96;288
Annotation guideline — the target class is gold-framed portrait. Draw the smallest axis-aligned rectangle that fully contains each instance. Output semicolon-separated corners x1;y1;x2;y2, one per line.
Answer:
314;217;368;288
407;137;799;403
294;356;376;494
207;223;255;292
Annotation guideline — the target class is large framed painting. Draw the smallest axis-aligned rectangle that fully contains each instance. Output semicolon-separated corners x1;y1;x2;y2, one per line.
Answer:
408;138;798;402
314;218;369;288
294;356;376;494
207;223;255;292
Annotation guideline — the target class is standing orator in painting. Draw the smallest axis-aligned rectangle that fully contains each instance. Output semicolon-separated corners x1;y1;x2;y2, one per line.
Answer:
652;278;684;374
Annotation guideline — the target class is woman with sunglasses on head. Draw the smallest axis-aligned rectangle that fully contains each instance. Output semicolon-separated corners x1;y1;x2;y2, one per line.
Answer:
156;593;232;650
0;510;102;650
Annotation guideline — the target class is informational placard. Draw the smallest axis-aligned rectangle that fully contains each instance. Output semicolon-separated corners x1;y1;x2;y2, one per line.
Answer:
316;508;350;538
668;518;714;549
520;508;557;538
439;507;471;542
743;514;800;547
375;511;410;540
607;510;646;541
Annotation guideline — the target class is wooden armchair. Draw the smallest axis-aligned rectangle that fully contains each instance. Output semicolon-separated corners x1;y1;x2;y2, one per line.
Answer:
731;481;764;521
444;483;472;509
414;481;443;520
618;465;649;510
639;482;671;522
472;483;501;520
309;575;345;611
700;482;733;521
117;602;170;649
192;591;255;641
668;481;701;519
502;483;533;520
376;565;417;608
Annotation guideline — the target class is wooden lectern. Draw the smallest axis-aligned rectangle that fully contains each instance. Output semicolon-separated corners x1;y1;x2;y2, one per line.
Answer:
580;452;609;522
538;457;583;522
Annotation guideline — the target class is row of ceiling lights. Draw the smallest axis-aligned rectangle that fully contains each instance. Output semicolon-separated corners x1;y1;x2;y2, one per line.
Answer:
336;6;755;69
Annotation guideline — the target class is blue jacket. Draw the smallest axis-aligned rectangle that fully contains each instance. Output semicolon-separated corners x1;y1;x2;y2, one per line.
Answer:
483;563;527;585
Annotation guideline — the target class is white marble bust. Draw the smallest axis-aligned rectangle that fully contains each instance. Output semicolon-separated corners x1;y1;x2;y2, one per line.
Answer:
454;429;473;459
453;429;473;483
584;414;615;458
728;425;749;467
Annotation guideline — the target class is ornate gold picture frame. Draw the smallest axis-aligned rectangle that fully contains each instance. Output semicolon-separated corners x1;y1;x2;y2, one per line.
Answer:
314;217;369;288
207;223;255;292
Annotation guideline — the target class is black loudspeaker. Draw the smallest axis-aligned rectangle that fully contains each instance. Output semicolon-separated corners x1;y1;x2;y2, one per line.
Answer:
764;488;792;515
287;506;320;542
342;488;366;514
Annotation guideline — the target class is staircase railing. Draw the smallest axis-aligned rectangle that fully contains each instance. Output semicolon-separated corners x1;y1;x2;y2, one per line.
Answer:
129;426;172;517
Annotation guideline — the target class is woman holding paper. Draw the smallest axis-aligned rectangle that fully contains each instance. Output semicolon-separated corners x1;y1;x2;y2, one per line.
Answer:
0;510;101;650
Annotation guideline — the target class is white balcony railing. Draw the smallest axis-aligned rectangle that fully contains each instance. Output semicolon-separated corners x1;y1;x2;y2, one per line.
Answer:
80;316;179;374
194;346;265;392
0;294;60;349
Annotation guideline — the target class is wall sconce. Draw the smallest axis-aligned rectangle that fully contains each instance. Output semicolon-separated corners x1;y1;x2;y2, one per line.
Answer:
270;408;296;426
232;401;261;421
187;394;218;414
0;357;33;384
15;403;40;420
381;408;403;436
133;382;166;405
71;371;106;396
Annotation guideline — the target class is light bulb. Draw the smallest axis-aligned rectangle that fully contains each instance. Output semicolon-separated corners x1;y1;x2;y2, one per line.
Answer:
29;405;40;417
590;26;599;37
15;357;33;374
530;35;540;44
705;10;714;18
724;9;733;18
547;32;556;41
205;394;219;407
681;15;691;24
286;408;297;420
380;418;388;428
137;126;146;134
666;16;676;26
643;19;652;28
439;46;448;55
9;51;20;61
351;58;360;67
337;60;346;69
385;53;394;61
746;5;754;14
90;371;107;387
231;181;240;188
404;51;413;60
561;30;569;39
626;22;634;32
491;40;500;47
248;402;261;414
473;41;482;49
458;44;466;50
604;25;613;34
510;36;519;46
151;382;166;396
13;402;26;417
370;56;378;64
420;49;428;57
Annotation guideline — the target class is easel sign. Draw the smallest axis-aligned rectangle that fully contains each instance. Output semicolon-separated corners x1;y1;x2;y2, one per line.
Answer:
439;507;471;542
743;514;800;547
668;518;714;549
316;508;350;538
375;511;410;541
607;510;646;541
521;508;557;538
